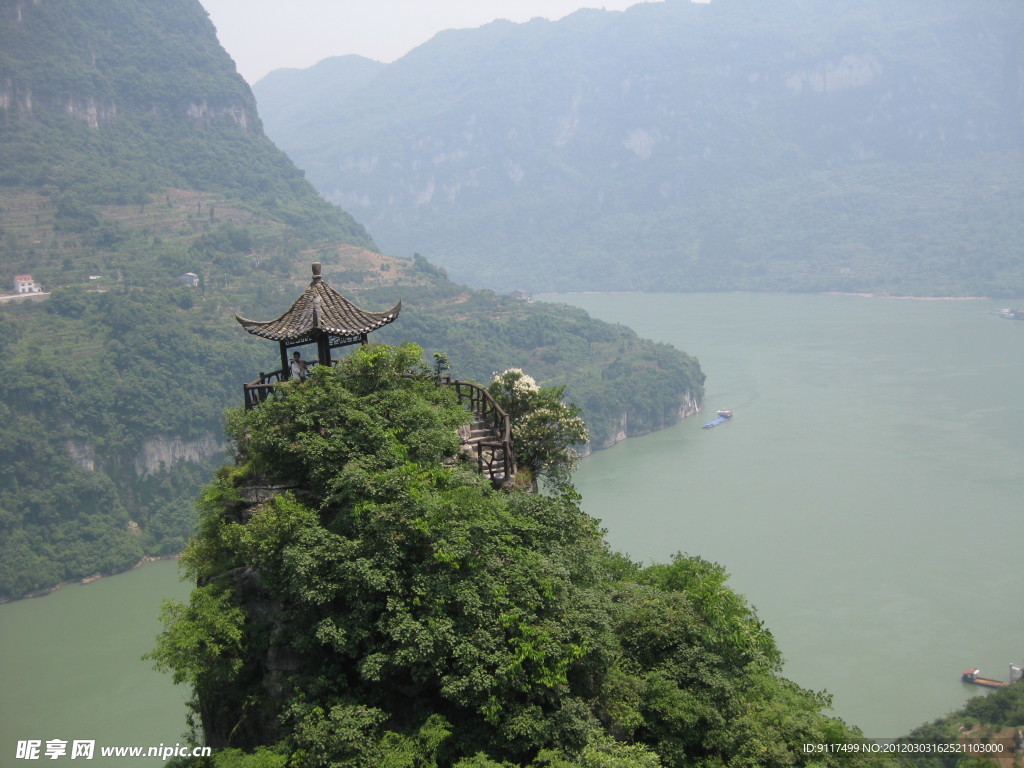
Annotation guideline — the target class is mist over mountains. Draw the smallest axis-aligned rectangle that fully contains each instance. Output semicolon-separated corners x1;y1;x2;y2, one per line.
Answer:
255;0;1024;297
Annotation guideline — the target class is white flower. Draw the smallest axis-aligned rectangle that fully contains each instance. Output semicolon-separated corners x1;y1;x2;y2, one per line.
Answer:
491;368;539;394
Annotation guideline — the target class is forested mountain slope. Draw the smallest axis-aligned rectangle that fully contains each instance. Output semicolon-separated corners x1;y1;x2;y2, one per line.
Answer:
0;0;372;251
0;0;703;599
255;0;1024;298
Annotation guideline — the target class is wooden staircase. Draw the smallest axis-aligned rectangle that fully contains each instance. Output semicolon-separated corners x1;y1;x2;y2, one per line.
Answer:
458;416;514;487
437;376;516;489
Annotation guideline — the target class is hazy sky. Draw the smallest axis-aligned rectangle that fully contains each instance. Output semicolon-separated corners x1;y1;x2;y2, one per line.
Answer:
199;0;672;84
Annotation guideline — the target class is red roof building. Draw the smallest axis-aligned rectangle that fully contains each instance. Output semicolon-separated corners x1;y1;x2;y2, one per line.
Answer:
13;274;40;294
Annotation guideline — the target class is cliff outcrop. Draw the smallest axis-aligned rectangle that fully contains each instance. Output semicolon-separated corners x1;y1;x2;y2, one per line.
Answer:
587;389;702;452
133;434;227;478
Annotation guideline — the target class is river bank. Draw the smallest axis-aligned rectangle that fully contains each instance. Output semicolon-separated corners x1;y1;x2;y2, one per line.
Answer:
0;554;180;604
822;291;993;300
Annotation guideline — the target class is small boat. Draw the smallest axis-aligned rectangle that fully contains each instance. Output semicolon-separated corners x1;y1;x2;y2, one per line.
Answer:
703;409;733;429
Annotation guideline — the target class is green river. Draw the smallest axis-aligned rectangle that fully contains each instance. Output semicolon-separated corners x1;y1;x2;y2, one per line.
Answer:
0;559;191;764
1;293;1021;760
553;292;1024;738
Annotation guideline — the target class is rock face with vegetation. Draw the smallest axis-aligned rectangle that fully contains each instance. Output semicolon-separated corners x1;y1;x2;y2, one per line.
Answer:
0;0;370;244
0;0;703;600
902;682;1024;767
151;345;878;768
255;0;1024;298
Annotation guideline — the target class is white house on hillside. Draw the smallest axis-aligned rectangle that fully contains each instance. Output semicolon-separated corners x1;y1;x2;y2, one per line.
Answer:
13;274;40;294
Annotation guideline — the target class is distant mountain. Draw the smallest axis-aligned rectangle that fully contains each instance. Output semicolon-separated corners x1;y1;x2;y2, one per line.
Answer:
255;0;1024;297
254;55;386;141
0;0;703;599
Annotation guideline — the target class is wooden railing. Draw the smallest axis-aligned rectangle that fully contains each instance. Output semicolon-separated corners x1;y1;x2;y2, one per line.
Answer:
243;369;287;409
244;359;327;408
242;370;517;487
437;376;517;487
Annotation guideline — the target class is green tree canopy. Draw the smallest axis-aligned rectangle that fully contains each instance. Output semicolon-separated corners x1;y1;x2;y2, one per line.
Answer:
151;345;880;768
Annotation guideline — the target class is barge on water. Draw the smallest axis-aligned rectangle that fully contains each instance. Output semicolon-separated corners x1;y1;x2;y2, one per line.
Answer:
703;409;734;429
961;665;1023;689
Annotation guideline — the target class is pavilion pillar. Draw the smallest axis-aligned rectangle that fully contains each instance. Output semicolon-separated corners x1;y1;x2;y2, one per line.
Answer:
316;332;332;368
279;342;289;380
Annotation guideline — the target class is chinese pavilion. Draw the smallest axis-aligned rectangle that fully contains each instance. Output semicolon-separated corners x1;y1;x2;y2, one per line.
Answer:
236;262;400;407
235;262;516;487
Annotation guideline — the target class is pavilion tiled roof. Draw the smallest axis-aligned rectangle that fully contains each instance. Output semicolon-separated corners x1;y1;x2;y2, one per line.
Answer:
235;263;400;344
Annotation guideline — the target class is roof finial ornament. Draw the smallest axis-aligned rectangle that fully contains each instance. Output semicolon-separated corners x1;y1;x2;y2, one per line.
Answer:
311;262;323;283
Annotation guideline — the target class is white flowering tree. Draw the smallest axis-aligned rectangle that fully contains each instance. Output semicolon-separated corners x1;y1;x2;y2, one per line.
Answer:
488;368;588;490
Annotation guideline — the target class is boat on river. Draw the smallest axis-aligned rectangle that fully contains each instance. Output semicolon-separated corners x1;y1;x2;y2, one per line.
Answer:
962;669;1008;688
961;665;1023;688
703;409;733;429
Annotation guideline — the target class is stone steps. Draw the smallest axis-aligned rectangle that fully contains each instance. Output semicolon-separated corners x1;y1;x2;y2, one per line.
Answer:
458;417;509;484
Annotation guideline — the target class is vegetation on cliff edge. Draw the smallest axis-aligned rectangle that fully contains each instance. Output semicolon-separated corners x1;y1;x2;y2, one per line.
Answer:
151;345;879;768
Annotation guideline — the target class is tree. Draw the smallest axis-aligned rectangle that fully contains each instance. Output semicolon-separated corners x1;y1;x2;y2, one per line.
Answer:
488;369;588;491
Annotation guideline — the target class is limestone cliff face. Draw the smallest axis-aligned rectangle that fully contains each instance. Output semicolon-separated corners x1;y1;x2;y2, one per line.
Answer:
65;439;97;471
0;80;255;131
0;80;36;121
0;80;120;129
784;54;882;95
185;99;252;130
132;434;227;477
64;433;226;476
582;389;702;455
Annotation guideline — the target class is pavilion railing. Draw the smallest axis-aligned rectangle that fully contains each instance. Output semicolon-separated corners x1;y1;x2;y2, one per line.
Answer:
243;369;287;410
243;359;328;409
